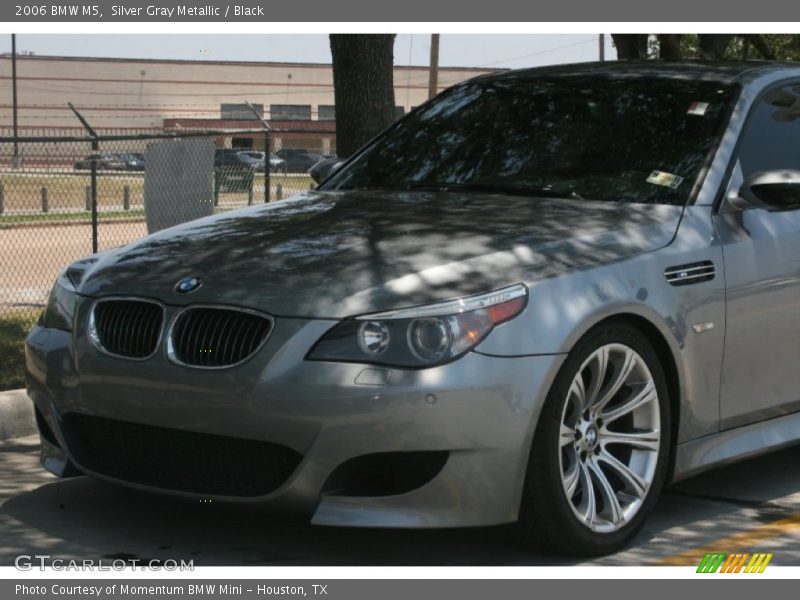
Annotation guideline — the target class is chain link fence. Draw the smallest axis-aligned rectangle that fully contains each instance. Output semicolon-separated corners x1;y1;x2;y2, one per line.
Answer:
0;125;327;323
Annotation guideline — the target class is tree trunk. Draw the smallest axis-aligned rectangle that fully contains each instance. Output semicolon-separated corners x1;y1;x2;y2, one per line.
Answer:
698;34;734;59
611;34;649;60
329;34;397;159
743;34;776;59
657;34;683;60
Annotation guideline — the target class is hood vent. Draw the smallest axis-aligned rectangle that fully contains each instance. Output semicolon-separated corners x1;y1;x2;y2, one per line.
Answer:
664;261;715;286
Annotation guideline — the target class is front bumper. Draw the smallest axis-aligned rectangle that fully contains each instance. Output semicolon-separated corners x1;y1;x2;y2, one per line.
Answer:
25;308;564;528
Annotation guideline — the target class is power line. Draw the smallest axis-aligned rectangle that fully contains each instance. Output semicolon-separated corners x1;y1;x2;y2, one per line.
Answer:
471;37;598;68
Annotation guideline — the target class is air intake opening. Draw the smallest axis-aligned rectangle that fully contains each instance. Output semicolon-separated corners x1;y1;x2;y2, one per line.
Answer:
322;451;449;497
60;413;303;497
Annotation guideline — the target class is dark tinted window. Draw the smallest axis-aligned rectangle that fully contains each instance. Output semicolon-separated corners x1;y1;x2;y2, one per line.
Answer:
221;103;263;120
325;77;736;205
318;105;336;121
271;104;312;121
737;83;800;177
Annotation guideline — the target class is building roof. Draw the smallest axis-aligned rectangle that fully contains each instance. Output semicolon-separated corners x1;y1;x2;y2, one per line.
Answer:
0;53;501;73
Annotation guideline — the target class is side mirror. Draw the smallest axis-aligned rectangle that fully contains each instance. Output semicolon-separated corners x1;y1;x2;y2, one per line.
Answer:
728;170;800;211
309;158;344;185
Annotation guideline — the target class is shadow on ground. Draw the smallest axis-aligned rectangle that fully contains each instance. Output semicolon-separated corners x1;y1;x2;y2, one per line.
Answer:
1;436;799;566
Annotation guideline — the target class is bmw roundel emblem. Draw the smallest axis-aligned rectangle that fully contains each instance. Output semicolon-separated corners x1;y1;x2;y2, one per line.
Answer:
175;276;202;294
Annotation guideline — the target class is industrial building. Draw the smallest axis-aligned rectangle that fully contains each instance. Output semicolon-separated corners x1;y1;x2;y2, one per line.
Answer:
0;54;498;153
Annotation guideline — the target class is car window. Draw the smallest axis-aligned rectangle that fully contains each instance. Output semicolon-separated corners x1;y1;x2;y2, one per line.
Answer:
324;76;736;205
737;83;800;177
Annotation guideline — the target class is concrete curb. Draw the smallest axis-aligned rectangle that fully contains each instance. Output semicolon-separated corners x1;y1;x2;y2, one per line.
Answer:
0;388;36;441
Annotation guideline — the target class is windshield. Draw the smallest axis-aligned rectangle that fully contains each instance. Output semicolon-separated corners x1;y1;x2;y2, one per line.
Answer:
323;76;736;205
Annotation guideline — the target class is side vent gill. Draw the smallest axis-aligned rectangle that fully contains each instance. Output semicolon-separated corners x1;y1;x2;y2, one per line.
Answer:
664;261;716;286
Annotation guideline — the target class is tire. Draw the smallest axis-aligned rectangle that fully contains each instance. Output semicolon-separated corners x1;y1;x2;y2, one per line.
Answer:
516;322;671;556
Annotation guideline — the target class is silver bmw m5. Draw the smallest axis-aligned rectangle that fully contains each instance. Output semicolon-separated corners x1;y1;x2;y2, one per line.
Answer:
26;61;800;555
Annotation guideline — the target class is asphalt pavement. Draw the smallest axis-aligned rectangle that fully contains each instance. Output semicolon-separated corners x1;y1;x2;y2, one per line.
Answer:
1;435;799;567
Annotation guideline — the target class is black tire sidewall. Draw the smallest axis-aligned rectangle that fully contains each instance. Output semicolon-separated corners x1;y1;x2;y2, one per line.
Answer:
521;322;672;555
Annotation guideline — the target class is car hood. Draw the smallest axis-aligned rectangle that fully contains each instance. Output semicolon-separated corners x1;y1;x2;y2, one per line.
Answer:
79;190;683;318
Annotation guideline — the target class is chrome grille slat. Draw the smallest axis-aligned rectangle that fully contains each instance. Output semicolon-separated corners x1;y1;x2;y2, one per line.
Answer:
207;312;228;366
121;303;137;354
90;299;164;359
233;316;247;364
111;302;127;353
107;302;121;352
169;306;272;368
201;311;223;366
664;264;714;275
235;321;250;363
133;303;147;353
664;261;716;286
222;316;245;365
186;308;204;364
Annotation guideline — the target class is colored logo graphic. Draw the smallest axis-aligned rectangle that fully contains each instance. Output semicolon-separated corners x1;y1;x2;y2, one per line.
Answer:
175;276;202;294
696;552;773;573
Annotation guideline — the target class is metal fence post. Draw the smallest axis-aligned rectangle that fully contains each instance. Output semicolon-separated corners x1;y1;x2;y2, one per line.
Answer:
276;183;283;200
264;130;270;204
123;185;130;211
0;183;4;215
90;139;99;252
69;103;99;253
40;187;48;213
245;102;271;203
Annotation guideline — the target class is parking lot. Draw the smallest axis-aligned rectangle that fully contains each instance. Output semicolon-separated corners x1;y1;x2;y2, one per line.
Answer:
1;435;799;567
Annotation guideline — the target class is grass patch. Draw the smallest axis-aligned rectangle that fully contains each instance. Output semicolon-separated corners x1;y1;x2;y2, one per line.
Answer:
0;172;313;213
0;209;146;225
0;314;36;391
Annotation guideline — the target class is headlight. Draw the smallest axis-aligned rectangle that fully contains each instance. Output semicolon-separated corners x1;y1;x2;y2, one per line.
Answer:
307;284;528;368
42;257;98;331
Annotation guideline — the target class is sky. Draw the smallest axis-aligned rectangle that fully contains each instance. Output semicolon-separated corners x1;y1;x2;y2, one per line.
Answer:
0;34;616;68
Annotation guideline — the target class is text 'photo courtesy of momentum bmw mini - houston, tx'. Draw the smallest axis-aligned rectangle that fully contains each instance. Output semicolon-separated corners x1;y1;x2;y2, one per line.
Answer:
25;60;800;556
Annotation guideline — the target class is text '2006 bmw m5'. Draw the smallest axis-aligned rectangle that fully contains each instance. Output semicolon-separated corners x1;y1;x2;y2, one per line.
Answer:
26;61;800;555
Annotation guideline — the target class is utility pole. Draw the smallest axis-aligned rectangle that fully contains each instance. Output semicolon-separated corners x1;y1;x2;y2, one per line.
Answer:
599;33;605;62
428;33;440;100
11;33;20;167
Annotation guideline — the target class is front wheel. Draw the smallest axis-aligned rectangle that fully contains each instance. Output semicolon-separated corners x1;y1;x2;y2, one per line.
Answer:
517;323;671;555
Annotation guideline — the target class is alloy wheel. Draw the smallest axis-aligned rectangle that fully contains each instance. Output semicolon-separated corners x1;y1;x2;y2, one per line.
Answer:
558;343;661;533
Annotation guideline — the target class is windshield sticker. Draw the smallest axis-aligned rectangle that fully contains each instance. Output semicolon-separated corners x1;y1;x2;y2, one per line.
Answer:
647;171;684;189
687;101;710;116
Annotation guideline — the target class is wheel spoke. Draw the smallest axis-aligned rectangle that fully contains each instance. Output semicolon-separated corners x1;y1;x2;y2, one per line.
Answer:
568;375;587;414
584;347;609;407
560;423;576;447
563;461;580;498
587;458;624;525
593;348;636;415
596;449;649;499
600;428;660;452
578;463;596;525
601;379;657;424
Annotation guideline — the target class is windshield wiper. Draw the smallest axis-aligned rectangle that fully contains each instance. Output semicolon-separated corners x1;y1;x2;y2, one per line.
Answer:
406;181;584;200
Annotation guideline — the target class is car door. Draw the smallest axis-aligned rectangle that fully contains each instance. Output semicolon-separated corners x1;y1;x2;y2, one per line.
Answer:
713;81;800;429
